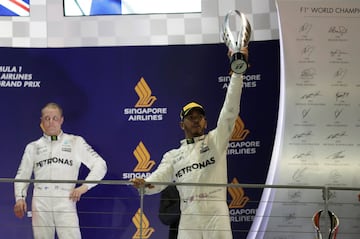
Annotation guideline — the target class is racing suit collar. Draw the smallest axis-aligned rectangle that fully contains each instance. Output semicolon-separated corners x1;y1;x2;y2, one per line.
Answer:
181;134;206;145
43;130;64;141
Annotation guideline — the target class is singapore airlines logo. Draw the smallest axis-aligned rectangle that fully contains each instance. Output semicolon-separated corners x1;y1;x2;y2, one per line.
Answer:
133;141;156;172
228;178;249;208
227;116;259;155
121;141;155;180
228;178;255;223
231;116;250;141
135;77;157;107
123;77;167;121
132;208;155;239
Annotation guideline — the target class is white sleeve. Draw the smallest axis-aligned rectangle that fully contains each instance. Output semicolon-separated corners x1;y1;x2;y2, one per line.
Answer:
14;143;35;201
76;136;107;190
214;73;244;152
143;151;175;195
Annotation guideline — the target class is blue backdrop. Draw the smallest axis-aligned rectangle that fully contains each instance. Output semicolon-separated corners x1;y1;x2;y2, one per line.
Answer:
0;41;279;238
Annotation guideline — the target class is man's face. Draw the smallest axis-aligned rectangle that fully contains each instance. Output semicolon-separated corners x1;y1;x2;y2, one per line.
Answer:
180;109;207;138
40;107;63;136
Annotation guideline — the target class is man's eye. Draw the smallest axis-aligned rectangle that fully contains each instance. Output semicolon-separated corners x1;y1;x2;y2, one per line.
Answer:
43;116;60;122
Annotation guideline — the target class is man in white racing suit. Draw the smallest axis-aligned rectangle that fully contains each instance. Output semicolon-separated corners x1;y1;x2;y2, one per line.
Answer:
14;102;107;239
131;49;247;239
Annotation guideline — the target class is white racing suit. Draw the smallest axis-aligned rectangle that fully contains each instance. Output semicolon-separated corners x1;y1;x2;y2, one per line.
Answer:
145;73;243;239
14;132;107;239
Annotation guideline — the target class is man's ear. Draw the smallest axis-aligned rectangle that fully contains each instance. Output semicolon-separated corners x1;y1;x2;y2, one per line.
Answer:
40;122;45;132
179;121;184;130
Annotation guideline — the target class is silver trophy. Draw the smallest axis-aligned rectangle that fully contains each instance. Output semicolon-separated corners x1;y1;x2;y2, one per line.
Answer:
222;10;252;74
312;210;339;239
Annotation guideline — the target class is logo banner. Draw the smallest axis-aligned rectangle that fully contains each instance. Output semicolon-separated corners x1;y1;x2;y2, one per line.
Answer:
0;42;279;238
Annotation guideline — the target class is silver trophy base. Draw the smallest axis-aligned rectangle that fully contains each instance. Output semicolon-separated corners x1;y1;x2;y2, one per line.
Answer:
230;52;248;74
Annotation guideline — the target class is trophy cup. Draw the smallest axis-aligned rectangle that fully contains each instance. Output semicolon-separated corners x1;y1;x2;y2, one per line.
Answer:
222;10;252;74
312;209;339;239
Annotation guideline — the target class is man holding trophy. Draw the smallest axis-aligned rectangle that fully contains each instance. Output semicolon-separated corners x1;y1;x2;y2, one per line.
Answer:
131;10;251;239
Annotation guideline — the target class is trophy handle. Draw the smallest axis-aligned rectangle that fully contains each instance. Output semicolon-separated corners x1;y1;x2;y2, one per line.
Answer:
222;10;252;51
